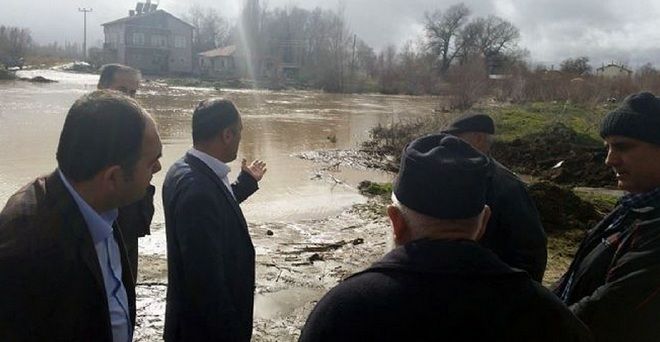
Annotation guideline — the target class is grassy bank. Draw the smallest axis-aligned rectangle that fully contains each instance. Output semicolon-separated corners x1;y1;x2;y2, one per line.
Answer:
358;99;622;285
487;101;612;143
364;101;611;159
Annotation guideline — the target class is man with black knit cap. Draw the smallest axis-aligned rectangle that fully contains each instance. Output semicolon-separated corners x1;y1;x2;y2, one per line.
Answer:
554;92;660;342
300;133;591;342
443;113;547;282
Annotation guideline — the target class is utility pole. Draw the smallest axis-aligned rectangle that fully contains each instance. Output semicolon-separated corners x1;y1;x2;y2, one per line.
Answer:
78;8;93;60
351;34;357;73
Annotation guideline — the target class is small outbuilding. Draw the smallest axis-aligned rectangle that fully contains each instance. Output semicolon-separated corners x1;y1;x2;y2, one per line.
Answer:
198;46;239;78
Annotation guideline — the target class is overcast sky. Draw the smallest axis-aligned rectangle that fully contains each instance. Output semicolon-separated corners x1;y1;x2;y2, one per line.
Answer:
2;0;660;68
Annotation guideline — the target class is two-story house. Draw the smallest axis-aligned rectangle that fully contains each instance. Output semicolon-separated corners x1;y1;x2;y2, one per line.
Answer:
102;3;194;74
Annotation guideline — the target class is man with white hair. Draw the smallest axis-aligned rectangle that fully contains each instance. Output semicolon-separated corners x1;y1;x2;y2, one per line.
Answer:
299;133;591;341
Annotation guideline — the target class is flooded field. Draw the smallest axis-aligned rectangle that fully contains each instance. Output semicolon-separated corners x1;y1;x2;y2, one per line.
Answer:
0;70;440;341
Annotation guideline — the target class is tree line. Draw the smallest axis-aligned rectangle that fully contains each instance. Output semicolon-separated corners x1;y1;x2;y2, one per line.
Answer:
4;1;660;104
0;26;32;67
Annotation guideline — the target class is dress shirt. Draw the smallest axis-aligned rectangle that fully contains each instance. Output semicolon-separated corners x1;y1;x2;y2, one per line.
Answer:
57;169;132;342
189;148;236;199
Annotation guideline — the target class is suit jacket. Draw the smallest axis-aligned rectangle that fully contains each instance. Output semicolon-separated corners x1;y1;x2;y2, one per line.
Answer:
163;153;258;342
300;239;591;342
0;171;136;341
481;160;547;282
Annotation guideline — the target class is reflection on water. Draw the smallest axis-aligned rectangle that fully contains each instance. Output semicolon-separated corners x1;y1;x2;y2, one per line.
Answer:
0;70;439;226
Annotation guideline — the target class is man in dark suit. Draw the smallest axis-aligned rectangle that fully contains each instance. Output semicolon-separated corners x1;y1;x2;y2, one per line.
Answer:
0;90;163;341
443;113;547;281
98;63;156;282
163;98;267;341
300;134;591;342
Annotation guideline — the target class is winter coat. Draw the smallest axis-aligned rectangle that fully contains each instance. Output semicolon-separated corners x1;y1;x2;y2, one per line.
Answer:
300;238;591;342
554;197;660;342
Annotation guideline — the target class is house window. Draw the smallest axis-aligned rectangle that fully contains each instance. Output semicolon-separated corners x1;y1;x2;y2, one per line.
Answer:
105;32;119;48
151;35;167;47
174;35;186;48
133;32;145;46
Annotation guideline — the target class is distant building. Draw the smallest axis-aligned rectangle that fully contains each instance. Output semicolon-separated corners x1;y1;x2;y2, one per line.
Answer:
102;1;194;75
198;41;303;80
596;63;632;79
198;46;239;78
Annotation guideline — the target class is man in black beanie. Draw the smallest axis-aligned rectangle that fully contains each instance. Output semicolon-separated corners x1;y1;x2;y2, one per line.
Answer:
554;92;660;342
443;113;547;282
300;134;591;342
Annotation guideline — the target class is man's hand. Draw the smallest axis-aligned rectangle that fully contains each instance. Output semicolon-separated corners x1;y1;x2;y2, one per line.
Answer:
242;159;267;182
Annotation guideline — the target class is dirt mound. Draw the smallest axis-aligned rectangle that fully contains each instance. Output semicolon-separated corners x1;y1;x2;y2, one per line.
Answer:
492;123;615;187
528;182;604;232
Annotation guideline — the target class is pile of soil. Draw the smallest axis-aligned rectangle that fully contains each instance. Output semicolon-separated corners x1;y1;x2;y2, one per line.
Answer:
492;123;615;187
528;182;605;232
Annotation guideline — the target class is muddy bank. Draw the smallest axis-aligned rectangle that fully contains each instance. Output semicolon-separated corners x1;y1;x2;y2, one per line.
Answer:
295;149;392;171
133;201;390;342
491;123;614;187
133;149;618;340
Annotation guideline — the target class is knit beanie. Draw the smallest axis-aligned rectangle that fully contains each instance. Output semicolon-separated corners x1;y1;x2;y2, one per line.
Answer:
600;92;660;145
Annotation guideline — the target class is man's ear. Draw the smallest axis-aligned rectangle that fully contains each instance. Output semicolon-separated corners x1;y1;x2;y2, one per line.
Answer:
221;127;235;145
387;205;409;246
474;205;491;240
101;165;124;192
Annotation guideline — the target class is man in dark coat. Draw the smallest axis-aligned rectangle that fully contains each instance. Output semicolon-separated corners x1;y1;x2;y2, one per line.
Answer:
554;92;660;342
299;133;592;342
163;99;267;341
443;113;547;281
0;90;163;341
98;63;155;282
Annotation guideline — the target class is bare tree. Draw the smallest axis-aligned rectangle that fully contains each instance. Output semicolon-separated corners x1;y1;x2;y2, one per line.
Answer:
0;26;32;67
635;63;660;92
447;55;489;110
560;56;592;75
184;5;230;53
459;16;520;72
424;3;471;75
377;45;400;94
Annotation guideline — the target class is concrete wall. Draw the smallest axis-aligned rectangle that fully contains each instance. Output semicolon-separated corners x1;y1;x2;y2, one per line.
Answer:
596;66;632;79
102;11;193;75
166;15;193;74
199;56;238;78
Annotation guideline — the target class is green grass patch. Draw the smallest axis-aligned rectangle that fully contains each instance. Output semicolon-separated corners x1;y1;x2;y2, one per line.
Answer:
358;181;392;197
482;102;606;144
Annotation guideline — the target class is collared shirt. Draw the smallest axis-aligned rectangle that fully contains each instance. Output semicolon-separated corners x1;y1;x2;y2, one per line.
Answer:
189;148;236;199
57;169;132;342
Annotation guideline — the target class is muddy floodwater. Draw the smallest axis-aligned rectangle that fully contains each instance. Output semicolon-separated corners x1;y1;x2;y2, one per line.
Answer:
0;70;439;341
